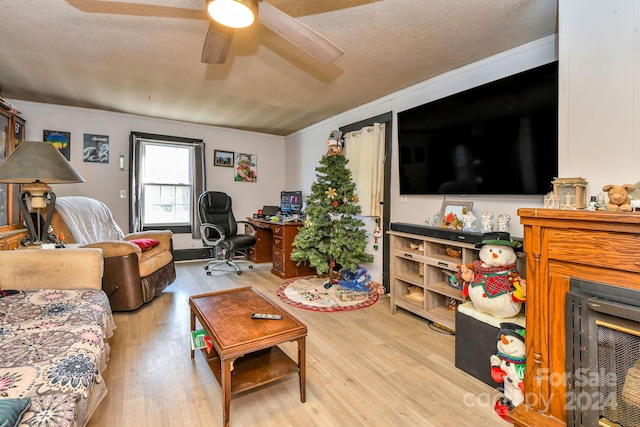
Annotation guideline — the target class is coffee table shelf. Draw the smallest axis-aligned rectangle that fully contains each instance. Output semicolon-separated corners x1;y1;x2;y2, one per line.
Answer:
204;347;300;394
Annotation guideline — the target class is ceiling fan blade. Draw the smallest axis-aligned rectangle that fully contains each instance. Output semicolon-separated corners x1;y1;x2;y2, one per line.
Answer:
201;22;234;64
258;1;344;64
64;0;206;20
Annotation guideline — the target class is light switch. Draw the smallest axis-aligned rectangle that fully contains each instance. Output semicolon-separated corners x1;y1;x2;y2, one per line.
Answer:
120;190;126;199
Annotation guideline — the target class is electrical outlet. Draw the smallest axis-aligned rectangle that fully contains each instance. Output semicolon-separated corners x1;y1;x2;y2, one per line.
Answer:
120;190;126;199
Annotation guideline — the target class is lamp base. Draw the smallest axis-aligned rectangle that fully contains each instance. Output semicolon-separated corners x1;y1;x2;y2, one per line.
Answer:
19;189;57;246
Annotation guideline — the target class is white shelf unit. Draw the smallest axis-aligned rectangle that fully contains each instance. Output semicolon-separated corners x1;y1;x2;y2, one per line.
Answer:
389;230;479;331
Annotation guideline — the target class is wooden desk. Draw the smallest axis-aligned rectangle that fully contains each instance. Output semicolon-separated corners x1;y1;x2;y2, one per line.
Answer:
246;218;316;279
189;287;307;427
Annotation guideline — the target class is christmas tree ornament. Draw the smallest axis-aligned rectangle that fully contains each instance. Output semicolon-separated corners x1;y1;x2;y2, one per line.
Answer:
372;218;382;250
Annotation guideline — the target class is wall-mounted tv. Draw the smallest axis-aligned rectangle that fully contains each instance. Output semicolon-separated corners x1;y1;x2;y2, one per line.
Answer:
397;61;558;195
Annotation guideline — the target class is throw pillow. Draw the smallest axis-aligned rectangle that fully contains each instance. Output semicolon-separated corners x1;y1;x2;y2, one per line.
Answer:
0;398;31;427
130;238;160;252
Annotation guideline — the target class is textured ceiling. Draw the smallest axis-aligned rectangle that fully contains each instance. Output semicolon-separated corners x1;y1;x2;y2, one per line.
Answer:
0;0;557;136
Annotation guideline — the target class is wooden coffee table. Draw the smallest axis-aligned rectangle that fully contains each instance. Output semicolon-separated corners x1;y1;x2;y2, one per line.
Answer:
189;286;307;427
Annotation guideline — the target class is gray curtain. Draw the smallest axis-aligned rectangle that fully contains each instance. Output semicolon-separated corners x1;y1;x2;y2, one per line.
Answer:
192;143;205;239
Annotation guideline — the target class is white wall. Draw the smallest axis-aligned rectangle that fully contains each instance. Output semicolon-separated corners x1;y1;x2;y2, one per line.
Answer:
11;101;285;249
287;0;640;282
285;36;559;284
558;0;640;186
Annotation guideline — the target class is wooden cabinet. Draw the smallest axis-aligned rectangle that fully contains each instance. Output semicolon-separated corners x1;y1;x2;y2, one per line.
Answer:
389;225;480;331
0;107;26;249
0;228;27;250
511;209;640;427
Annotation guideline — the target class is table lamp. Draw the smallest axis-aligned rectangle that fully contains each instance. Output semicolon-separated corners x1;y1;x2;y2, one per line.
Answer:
0;141;85;245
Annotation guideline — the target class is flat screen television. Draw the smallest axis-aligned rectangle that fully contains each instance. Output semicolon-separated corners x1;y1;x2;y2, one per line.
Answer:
397;61;558;195
280;191;302;214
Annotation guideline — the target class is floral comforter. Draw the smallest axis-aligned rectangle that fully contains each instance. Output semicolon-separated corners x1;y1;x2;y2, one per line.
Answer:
0;289;115;427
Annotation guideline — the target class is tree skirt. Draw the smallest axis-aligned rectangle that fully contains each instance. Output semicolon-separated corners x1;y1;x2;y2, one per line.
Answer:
276;276;379;312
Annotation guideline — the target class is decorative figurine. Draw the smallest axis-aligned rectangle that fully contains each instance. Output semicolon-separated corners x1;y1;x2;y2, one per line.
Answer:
496;213;511;232
453;232;526;319
326;130;343;156
491;323;526;421
425;211;440;227
462;211;477;232
481;211;494;233
552;177;588;209
544;192;559;209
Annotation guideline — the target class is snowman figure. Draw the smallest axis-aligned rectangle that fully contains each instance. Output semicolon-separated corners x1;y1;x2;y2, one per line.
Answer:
462;211;477;232
455;232;526;318
490;323;526;421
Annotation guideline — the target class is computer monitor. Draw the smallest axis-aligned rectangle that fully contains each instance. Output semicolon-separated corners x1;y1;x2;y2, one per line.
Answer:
280;191;302;214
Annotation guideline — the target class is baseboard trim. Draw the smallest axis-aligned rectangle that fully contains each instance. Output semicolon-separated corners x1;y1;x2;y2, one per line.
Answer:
173;248;212;261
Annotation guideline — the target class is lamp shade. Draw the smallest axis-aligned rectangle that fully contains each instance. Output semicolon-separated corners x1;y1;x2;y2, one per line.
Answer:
206;0;257;29
0;141;85;184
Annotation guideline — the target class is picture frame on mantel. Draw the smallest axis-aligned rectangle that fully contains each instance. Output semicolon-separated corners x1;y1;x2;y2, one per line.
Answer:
439;201;474;230
214;150;234;167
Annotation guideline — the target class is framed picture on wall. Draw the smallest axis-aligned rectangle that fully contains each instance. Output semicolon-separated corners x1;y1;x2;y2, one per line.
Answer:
43;130;71;160
83;134;110;163
234;153;257;182
214;150;234;167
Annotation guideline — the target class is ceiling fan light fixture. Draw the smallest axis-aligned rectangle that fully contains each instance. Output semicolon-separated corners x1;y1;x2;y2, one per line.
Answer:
207;0;257;29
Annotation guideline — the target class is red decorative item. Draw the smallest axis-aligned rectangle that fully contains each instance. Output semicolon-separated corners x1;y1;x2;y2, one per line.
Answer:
332;200;339;207
130;238;160;252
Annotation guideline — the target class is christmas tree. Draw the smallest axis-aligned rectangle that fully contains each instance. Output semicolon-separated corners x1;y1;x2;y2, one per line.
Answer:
291;151;373;286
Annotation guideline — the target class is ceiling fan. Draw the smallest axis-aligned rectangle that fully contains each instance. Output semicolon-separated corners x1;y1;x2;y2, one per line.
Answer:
64;0;344;65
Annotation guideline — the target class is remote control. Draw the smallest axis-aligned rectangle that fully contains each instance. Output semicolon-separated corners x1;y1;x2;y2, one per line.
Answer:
251;313;282;320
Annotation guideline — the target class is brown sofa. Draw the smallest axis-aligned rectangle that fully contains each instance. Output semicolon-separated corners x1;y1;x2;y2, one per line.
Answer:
49;196;176;311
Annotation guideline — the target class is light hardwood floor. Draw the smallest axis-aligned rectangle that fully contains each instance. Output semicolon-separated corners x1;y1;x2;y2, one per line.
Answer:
88;261;511;427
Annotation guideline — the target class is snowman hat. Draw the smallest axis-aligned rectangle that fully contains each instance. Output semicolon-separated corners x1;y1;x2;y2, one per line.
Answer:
475;231;523;252
498;322;525;342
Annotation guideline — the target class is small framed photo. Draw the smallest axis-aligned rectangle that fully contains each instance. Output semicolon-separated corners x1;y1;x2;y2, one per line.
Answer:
439;201;474;230
214;150;234;167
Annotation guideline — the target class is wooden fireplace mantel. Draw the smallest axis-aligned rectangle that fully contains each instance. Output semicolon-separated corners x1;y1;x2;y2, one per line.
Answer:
512;208;640;426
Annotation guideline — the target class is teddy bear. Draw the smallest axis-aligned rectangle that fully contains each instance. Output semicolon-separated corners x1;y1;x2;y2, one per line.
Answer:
452;231;526;319
602;184;637;211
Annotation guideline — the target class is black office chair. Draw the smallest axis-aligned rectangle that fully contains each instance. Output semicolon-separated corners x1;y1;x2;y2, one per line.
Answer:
198;191;257;275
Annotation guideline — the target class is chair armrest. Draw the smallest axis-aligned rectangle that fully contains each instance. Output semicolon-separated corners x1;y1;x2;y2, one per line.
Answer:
124;230;173;252
84;240;142;260
236;220;257;233
0;248;104;291
200;223;225;246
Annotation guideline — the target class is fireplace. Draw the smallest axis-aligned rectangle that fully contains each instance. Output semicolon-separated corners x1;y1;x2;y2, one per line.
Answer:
566;278;640;427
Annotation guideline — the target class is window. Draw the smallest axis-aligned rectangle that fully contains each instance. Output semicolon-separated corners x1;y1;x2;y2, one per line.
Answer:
130;133;205;236
141;143;192;226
